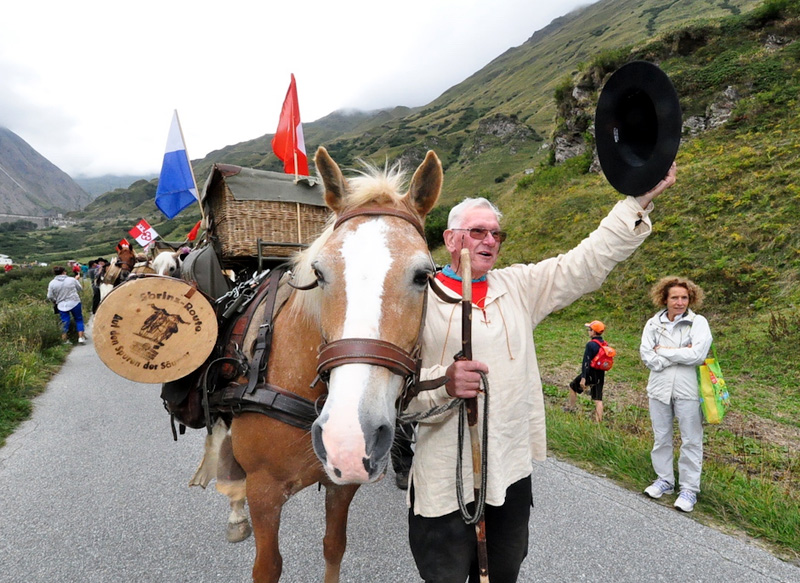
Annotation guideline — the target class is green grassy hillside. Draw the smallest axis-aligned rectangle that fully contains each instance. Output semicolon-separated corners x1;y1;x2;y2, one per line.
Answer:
501;0;800;423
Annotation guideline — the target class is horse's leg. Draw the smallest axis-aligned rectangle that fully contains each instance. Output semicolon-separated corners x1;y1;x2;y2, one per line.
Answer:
247;473;287;583
189;417;227;488
215;430;251;543
322;484;360;583
224;494;250;543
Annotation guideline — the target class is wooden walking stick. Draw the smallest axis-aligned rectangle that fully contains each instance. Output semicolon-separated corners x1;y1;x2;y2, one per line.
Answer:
459;249;490;582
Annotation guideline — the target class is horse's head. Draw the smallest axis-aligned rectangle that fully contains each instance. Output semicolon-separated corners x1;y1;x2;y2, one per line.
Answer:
303;146;442;484
116;246;136;274
151;249;189;277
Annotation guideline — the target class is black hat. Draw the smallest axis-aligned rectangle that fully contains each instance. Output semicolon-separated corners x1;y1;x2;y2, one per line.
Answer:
595;61;682;196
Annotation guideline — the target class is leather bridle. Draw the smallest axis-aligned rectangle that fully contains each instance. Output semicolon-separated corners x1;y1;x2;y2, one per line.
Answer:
292;206;433;393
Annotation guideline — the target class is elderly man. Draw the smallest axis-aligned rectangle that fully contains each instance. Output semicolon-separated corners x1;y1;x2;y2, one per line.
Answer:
404;164;676;583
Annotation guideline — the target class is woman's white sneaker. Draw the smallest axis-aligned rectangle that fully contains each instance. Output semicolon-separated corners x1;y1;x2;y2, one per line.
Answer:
644;478;674;499
674;490;697;512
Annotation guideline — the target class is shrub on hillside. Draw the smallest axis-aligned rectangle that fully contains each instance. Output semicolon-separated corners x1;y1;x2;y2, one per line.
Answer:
0;303;64;351
743;0;800;27
0;266;54;296
424;205;451;250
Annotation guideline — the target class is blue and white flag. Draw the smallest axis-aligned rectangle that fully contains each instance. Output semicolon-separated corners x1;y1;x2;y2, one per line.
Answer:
155;110;198;219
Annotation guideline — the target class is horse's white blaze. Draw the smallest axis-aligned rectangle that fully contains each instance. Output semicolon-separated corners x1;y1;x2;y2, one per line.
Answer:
341;220;392;338
321;220;393;481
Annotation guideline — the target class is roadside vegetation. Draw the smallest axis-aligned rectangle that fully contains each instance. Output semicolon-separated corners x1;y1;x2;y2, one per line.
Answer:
0;267;89;445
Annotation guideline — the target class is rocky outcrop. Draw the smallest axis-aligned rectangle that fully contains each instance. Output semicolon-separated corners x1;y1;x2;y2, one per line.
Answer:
461;114;542;161
553;72;743;168
552;83;596;164
683;86;741;136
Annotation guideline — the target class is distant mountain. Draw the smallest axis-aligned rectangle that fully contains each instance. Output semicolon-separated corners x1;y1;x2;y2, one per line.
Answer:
0;127;92;216
73;174;158;197
190;106;417;182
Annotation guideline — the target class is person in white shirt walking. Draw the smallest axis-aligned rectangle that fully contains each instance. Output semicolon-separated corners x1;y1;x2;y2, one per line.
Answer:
47;265;87;345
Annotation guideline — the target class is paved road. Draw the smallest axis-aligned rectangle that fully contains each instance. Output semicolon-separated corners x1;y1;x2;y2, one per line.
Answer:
1;325;798;583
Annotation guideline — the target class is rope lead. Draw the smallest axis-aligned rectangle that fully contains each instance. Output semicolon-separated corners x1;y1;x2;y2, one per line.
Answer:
456;370;489;524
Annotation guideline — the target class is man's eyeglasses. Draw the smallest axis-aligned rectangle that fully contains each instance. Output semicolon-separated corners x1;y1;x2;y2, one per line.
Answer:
452;228;508;243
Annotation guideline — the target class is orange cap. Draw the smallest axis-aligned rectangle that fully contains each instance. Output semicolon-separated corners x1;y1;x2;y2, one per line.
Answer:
585;320;605;333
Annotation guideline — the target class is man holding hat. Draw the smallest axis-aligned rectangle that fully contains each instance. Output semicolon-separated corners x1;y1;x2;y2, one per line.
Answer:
566;320;609;422
402;60;683;582
404;161;676;583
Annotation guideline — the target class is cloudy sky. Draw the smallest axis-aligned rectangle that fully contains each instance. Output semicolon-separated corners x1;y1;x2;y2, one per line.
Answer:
0;0;595;178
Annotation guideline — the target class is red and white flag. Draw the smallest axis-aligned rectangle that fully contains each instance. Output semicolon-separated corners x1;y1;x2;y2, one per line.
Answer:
129;219;159;248
271;74;309;176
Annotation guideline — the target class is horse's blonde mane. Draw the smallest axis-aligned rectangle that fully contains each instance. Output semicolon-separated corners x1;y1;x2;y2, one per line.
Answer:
289;160;412;323
340;160;407;212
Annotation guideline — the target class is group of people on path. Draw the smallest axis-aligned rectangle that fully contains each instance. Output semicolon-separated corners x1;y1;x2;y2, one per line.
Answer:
396;159;715;582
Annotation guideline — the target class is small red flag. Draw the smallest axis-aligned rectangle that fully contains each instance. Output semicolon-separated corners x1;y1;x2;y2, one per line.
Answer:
271;74;309;176
116;238;131;253
187;220;202;241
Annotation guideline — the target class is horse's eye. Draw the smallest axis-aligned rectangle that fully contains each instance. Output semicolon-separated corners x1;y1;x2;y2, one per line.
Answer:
413;269;432;288
312;263;326;285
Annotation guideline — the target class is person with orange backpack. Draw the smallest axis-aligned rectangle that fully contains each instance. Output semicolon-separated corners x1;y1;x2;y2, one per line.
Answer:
566;320;615;422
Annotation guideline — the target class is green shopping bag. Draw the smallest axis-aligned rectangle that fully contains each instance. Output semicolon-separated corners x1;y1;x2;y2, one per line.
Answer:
697;345;730;424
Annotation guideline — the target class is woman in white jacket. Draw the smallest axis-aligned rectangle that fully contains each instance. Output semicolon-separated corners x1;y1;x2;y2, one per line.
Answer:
640;276;712;512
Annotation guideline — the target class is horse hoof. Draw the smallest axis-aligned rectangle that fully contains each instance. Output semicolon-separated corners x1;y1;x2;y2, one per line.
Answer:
226;519;252;543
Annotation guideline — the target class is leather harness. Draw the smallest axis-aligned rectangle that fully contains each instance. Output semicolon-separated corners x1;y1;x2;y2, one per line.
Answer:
204;206;450;432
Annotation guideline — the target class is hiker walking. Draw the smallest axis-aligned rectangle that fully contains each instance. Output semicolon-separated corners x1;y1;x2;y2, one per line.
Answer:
47;265;87;345
566;320;612;422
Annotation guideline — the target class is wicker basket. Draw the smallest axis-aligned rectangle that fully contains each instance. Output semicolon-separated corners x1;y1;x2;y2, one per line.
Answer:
204;164;330;259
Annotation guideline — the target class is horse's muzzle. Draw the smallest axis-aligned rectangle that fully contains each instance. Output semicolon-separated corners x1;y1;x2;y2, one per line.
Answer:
311;415;394;484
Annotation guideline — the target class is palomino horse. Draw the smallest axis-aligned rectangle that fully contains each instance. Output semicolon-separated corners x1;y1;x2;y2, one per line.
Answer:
217;146;442;582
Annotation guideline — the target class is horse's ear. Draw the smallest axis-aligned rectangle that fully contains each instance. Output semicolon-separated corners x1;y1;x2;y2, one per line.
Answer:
315;147;349;213
407;150;443;219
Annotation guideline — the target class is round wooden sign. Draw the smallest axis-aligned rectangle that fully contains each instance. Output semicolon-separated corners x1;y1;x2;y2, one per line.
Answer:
94;276;218;383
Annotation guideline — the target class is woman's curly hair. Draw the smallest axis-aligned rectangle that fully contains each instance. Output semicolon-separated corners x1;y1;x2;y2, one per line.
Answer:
649;276;704;308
